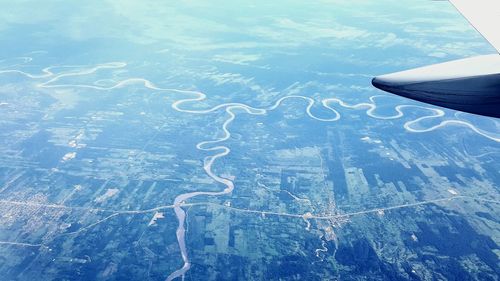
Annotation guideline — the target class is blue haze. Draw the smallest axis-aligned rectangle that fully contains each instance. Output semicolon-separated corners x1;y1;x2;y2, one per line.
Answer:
0;1;499;280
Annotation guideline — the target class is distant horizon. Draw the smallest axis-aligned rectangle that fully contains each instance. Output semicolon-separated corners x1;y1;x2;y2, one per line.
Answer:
0;1;498;280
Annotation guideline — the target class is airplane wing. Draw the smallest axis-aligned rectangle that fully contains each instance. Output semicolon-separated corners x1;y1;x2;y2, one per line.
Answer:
449;0;500;53
371;1;500;118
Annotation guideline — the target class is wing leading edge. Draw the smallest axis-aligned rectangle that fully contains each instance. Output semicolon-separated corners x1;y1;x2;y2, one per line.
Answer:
371;0;500;118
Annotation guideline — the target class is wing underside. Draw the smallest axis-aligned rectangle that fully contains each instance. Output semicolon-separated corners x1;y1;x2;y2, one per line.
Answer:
449;0;500;53
372;0;500;118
